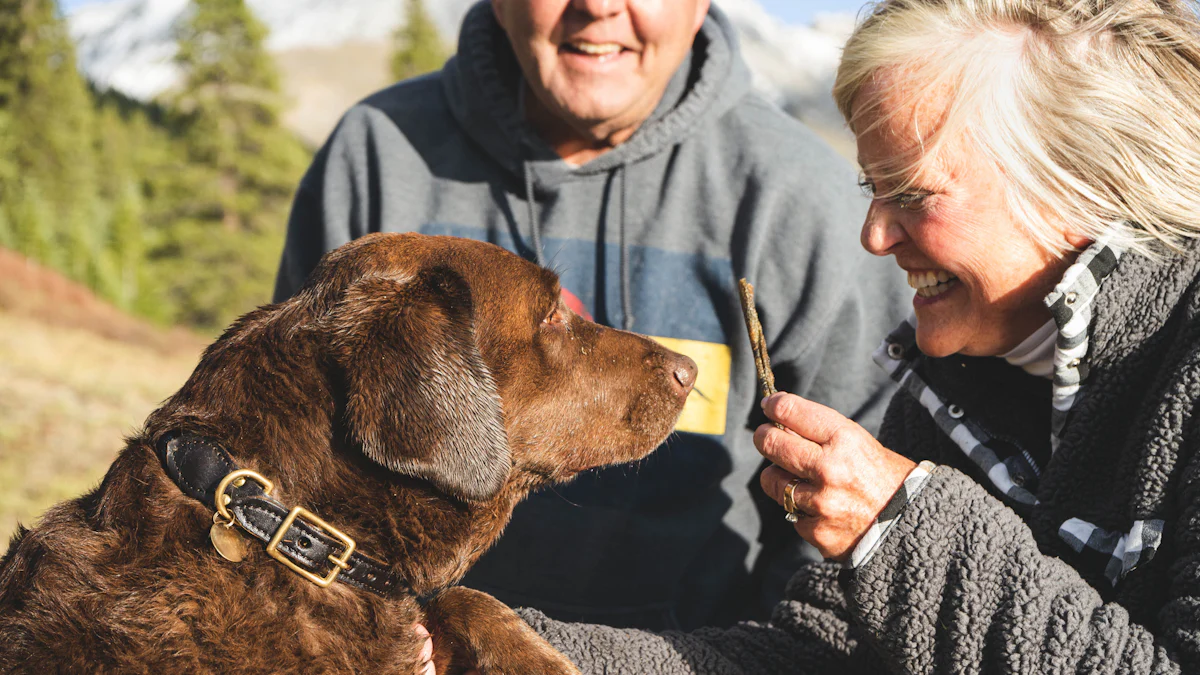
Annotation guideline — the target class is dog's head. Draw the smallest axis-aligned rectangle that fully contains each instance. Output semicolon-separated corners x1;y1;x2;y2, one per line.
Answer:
298;233;695;503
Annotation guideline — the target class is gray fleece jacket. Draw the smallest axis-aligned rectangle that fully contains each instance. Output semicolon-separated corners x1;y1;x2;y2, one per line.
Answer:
273;1;908;631
521;239;1200;672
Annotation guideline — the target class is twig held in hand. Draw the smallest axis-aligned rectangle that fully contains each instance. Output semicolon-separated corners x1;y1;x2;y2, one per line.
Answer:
738;279;776;398
738;279;786;432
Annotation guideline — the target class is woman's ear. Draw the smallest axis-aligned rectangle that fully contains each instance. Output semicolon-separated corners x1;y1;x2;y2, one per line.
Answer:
325;267;511;503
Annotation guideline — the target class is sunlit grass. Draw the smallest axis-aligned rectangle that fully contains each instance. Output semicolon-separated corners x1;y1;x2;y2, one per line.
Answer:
0;311;201;540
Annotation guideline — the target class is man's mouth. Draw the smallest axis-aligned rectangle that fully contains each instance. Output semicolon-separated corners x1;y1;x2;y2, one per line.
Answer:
562;41;627;60
908;270;959;298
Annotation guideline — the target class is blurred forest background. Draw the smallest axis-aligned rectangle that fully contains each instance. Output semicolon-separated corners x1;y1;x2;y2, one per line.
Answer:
2;0;447;330
0;0;447;537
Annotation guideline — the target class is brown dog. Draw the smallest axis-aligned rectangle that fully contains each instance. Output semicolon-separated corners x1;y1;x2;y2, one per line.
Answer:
0;233;696;674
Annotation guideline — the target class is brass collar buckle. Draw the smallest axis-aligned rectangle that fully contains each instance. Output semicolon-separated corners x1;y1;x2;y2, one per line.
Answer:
266;506;357;588
214;468;357;589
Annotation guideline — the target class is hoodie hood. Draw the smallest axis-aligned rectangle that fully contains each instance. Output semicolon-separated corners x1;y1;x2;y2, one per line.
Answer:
442;1;753;190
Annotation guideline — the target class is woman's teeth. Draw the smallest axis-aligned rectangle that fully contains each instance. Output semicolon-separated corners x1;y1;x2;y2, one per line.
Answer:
907;270;958;298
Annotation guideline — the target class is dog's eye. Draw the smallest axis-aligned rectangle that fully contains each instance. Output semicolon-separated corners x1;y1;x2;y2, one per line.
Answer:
543;306;568;328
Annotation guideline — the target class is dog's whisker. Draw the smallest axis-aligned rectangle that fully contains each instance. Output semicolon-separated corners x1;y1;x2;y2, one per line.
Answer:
547;485;583;508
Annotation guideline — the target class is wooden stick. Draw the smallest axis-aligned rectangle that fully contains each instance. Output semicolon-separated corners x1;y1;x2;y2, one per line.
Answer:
738;278;778;400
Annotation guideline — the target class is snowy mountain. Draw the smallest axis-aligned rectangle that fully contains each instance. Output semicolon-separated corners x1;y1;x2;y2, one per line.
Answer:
69;0;855;148
69;0;478;100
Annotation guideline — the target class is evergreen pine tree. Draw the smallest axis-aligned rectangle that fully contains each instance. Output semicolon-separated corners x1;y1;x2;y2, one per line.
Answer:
87;92;186;322
0;109;16;249
9;178;56;267
0;0;99;274
390;0;447;82
169;0;309;330
107;181;143;311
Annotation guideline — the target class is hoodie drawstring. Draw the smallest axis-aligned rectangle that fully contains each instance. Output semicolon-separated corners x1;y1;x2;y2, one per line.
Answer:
521;158;634;332
618;166;634;331
523;160;546;267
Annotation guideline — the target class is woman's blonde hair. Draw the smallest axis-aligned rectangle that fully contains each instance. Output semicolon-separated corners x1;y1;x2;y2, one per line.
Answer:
835;0;1200;255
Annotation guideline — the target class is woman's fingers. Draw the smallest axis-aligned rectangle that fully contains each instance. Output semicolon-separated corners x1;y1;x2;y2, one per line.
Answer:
760;465;820;538
754;422;823;480
413;623;435;675
754;391;918;561
760;464;815;511
761;392;846;444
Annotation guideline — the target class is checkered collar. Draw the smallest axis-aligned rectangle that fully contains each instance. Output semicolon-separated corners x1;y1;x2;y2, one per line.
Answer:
1042;240;1125;451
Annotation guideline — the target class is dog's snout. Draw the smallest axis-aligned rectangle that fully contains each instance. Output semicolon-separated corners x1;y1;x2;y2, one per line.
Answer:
671;356;697;395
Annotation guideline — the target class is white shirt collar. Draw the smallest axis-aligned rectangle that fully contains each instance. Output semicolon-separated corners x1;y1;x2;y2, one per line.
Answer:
1000;319;1058;379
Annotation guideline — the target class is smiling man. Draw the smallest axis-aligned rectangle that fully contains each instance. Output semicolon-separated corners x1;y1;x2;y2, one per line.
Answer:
273;0;909;631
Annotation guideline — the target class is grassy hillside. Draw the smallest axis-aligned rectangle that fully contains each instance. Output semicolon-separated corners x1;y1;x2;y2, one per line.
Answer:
0;250;204;541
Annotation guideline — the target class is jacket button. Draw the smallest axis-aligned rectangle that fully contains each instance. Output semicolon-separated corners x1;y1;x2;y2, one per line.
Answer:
947;404;964;419
1066;291;1078;305
887;343;905;360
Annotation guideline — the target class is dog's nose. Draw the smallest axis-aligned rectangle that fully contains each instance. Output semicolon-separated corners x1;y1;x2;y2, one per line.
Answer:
671;356;698;394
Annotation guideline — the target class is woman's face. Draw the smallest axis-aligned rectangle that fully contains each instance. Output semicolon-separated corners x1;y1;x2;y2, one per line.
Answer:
854;79;1085;358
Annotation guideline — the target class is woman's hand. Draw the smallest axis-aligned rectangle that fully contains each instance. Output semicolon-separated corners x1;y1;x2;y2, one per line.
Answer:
414;624;435;675
755;392;917;561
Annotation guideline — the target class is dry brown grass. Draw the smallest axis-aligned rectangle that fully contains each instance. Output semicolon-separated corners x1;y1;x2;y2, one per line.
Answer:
0;251;204;542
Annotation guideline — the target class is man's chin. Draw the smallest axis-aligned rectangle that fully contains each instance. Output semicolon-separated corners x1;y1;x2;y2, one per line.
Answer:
561;106;639;137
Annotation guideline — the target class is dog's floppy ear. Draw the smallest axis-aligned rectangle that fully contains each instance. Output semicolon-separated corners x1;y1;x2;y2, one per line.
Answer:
326;267;510;502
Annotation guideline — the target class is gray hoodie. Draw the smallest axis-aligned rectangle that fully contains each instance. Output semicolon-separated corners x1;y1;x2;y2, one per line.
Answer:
273;2;909;630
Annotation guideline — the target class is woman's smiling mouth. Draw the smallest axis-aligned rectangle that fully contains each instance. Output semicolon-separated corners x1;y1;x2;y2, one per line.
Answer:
907;270;959;298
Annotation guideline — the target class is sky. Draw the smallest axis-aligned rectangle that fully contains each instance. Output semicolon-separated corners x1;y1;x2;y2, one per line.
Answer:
60;0;869;26
763;0;868;24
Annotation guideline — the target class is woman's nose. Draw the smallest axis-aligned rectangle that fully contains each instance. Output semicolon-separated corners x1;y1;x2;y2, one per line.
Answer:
860;205;906;256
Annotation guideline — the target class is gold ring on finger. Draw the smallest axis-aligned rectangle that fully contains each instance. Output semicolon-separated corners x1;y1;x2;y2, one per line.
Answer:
782;477;805;522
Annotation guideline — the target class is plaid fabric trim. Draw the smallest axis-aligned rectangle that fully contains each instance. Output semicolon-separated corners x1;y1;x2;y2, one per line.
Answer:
1043;240;1162;584
1059;517;1166;586
1044;240;1123;453
872;320;1039;506
849;461;937;568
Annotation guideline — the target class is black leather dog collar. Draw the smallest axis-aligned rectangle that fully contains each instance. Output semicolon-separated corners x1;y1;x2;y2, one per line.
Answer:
156;431;407;598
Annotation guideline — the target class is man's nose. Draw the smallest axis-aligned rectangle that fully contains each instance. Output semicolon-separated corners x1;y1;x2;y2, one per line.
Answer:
571;0;624;19
860;205;907;256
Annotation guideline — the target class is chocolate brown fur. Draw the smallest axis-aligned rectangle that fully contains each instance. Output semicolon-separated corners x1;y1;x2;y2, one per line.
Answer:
0;233;695;674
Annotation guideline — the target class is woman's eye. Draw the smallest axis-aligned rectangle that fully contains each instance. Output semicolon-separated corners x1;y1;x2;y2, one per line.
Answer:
858;175;931;210
892;191;931;210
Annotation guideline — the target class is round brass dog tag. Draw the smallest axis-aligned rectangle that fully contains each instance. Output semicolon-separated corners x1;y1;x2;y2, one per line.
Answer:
210;522;248;563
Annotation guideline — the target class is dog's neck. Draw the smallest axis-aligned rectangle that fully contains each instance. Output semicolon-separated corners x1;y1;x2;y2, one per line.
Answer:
142;314;543;598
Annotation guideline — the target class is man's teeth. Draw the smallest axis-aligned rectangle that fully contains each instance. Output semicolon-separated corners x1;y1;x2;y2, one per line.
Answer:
907;270;958;298
570;42;623;56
